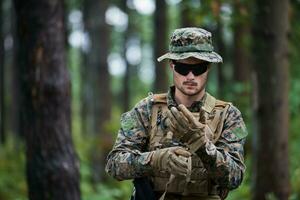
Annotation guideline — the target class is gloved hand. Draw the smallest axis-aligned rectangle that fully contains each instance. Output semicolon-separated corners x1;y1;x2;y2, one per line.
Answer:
150;146;191;176
165;104;209;152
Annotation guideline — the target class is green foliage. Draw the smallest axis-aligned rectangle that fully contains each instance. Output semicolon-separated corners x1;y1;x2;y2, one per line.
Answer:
265;193;278;200
78;151;132;200
289;117;300;199
81;181;132;200
167;1;180;36
226;158;251;200
72;108;133;200
0;138;27;200
289;79;300;117
289;2;300;198
289;0;300;118
83;185;123;200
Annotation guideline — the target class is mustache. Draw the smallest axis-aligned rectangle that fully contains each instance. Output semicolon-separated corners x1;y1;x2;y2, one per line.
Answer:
183;81;198;86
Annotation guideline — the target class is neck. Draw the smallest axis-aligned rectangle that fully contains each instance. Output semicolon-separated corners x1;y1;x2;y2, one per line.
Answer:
174;89;205;107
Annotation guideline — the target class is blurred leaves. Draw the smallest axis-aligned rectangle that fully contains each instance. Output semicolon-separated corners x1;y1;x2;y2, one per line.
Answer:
0;0;300;199
0;138;27;200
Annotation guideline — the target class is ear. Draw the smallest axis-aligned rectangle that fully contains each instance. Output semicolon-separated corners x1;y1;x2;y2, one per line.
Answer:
207;63;212;71
169;60;174;69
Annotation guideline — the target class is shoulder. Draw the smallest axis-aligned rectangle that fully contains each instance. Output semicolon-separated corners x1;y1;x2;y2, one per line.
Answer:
204;93;231;113
133;92;168;113
212;94;244;124
207;93;241;113
226;104;243;118
207;93;247;140
210;93;231;108
120;92;167;131
120;96;151;127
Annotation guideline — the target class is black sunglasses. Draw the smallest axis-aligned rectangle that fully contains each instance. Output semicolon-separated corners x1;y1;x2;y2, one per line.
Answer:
172;61;209;76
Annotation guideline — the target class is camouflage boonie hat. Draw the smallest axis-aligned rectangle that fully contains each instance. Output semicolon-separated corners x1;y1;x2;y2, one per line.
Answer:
157;27;222;63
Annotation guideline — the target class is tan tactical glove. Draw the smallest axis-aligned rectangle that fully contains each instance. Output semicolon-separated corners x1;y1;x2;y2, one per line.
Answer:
165;104;209;152
150;146;191;176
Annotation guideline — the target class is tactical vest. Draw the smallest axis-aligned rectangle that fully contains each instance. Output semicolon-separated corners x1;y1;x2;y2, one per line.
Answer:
148;92;231;199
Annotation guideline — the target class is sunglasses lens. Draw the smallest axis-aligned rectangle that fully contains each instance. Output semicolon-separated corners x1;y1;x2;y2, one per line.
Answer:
174;65;190;76
173;62;208;76
193;65;208;75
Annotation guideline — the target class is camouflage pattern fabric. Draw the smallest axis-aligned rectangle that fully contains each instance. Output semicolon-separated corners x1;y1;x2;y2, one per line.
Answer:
105;87;247;191
157;27;223;63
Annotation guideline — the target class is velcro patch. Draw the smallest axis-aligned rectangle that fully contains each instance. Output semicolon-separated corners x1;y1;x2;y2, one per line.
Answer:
232;127;248;139
121;112;137;131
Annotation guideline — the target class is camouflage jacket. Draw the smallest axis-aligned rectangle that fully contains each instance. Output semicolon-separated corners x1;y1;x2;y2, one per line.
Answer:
105;87;247;190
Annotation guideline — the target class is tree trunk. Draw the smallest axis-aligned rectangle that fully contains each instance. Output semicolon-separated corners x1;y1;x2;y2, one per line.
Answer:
80;51;92;136
10;0;22;139
0;0;5;144
212;0;226;98
123;60;130;112
181;0;194;27
14;0;81;199
233;0;250;82
120;0;132;112
153;0;168;93
232;0;251;154
122;30;131;113
82;0;97;137
215;24;225;98
92;0;112;183
252;0;290;199
83;0;112;183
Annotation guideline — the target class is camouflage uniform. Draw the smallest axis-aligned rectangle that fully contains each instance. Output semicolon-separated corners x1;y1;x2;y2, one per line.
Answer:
105;28;247;200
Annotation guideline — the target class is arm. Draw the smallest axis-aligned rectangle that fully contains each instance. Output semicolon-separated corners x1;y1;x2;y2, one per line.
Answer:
105;98;192;181
105;98;153;181
196;105;247;189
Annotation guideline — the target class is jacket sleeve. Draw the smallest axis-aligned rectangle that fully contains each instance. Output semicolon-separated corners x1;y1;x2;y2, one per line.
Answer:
196;105;247;189
105;98;153;181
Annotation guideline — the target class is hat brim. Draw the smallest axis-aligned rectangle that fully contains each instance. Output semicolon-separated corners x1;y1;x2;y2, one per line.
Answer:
157;51;223;63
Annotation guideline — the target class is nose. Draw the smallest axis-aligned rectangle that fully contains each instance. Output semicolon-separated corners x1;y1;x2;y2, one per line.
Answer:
186;71;195;79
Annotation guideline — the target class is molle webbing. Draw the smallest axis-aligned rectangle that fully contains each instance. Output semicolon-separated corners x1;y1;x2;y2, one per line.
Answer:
149;92;230;198
149;93;168;150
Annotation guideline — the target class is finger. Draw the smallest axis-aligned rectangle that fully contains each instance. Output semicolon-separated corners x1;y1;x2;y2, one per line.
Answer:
187;133;204;145
165;118;182;139
170;154;189;169
158;149;169;168
174;148;192;157
166;110;186;133
165;111;179;134
164;117;176;132
166;110;177;126
168;157;188;175
178;104;197;124
170;107;189;129
168;161;187;176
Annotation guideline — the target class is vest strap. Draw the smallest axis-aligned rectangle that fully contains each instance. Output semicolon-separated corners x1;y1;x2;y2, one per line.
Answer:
202;93;216;113
150;93;168;150
150;104;159;142
159;174;175;200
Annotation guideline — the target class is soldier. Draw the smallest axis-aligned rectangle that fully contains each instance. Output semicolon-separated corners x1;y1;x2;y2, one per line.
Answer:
105;27;248;200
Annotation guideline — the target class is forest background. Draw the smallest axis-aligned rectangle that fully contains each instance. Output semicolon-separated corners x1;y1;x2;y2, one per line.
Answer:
0;0;299;200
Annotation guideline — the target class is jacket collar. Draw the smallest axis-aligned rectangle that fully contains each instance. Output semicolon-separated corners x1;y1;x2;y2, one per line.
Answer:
166;86;212;113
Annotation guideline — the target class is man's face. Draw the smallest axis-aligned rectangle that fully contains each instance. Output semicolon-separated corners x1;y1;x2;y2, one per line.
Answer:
171;57;210;97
